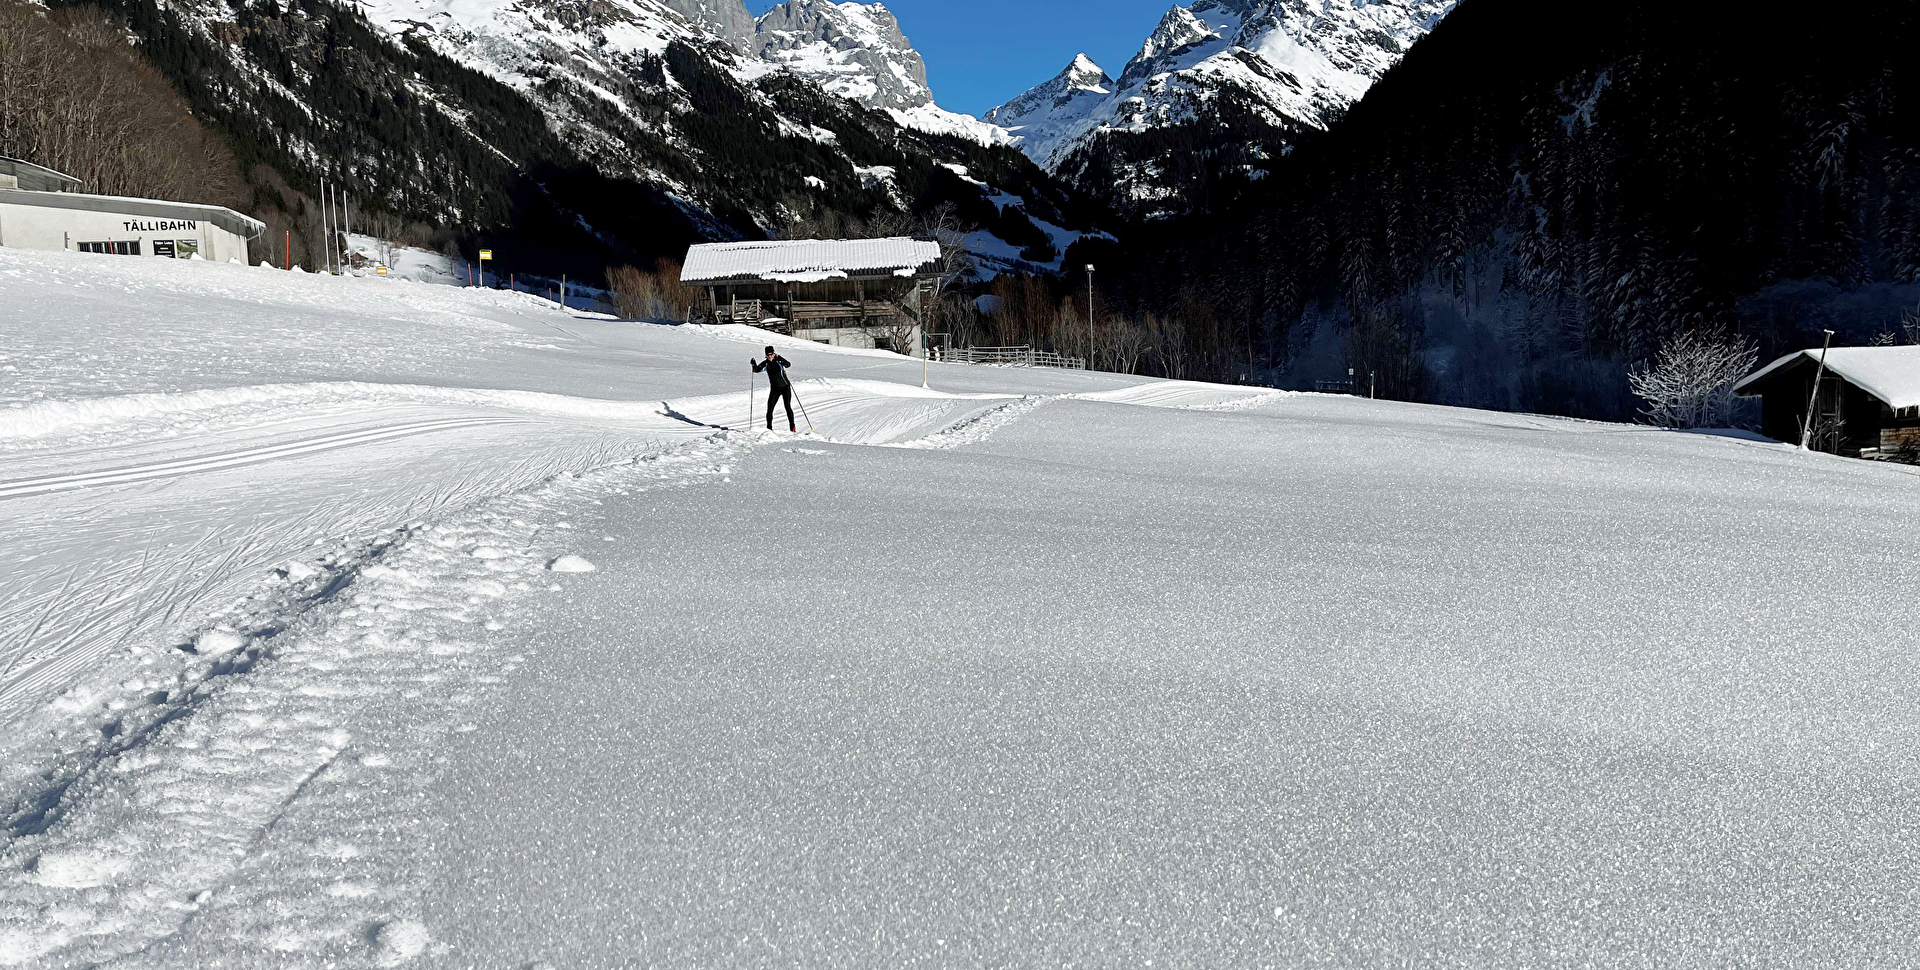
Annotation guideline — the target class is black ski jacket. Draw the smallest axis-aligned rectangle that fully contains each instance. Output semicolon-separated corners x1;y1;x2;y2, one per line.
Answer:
753;355;793;389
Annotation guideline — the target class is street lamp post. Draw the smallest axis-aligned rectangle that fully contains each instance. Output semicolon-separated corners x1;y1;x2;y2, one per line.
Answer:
1085;263;1095;371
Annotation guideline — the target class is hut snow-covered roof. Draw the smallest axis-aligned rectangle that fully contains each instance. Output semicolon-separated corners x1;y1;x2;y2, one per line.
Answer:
681;237;941;285
1734;346;1920;411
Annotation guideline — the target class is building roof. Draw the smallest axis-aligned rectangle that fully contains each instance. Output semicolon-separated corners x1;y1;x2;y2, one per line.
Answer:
0;188;266;240
0;156;82;192
681;237;942;285
1734;345;1920;410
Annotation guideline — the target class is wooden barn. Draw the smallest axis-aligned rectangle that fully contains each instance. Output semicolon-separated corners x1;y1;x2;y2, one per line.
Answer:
1733;346;1920;458
680;237;942;354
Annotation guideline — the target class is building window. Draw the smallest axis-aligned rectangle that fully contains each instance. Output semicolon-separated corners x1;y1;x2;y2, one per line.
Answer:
78;241;141;255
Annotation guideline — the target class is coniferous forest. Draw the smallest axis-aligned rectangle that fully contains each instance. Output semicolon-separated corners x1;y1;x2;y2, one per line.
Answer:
1075;0;1920;419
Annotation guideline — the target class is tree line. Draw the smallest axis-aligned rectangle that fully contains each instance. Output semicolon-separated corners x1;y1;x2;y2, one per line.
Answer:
0;1;244;211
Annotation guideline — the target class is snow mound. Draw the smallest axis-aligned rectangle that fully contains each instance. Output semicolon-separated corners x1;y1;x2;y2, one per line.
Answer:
547;555;597;573
278;560;322;581
372;918;430;965
194;629;248;656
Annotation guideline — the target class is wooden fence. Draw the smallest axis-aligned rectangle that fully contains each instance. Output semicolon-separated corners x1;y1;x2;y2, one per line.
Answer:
935;345;1085;370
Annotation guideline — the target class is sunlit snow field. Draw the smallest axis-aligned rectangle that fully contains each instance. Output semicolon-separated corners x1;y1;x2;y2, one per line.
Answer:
0;248;1913;966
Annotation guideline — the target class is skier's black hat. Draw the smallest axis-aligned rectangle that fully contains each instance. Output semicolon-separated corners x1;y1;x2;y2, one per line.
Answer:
764;346;776;356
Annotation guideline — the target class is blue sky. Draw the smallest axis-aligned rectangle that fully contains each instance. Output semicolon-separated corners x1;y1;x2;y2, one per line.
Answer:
753;1;1176;117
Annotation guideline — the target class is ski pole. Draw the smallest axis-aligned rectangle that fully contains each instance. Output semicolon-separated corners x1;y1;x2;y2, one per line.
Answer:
747;367;755;432
790;382;816;433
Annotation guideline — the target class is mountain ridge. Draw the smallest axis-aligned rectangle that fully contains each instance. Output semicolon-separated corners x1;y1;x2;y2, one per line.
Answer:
988;0;1459;219
40;0;1103;283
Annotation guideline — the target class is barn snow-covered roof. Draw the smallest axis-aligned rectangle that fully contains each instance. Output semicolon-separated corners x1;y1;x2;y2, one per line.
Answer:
681;237;941;285
1734;346;1920;410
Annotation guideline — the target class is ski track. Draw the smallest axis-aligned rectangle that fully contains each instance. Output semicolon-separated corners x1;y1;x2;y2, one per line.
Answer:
0;371;1186;965
0;314;1283;966
0;377;1086;963
0;418;518;499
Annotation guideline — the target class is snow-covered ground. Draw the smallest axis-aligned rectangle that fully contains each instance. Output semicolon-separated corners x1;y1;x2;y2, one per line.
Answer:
1;247;1914;966
337;233;464;286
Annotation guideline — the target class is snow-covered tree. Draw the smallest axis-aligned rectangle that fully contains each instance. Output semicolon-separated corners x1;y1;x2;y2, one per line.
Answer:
1627;332;1759;428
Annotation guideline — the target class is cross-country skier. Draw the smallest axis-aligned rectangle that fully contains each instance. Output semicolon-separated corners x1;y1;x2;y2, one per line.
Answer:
752;346;796;432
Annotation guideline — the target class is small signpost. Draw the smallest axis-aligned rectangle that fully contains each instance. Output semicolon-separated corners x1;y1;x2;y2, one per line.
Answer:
376;266;389;277
478;249;493;288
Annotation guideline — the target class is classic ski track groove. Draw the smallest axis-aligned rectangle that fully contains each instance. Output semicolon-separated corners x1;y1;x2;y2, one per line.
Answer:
0;417;518;499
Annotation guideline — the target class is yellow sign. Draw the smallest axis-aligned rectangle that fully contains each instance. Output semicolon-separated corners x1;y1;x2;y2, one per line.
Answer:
376;266;389;276
478;250;493;260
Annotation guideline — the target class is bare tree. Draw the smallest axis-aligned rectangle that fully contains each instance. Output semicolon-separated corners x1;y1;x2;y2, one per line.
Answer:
608;262;700;321
1627;331;1759;428
1152;315;1192;380
0;3;243;209
1108;318;1155;375
868;203;973;358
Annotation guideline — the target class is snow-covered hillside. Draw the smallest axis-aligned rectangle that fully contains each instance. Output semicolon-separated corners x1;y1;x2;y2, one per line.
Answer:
990;0;1459;214
1;249;1913;965
365;0;1004;159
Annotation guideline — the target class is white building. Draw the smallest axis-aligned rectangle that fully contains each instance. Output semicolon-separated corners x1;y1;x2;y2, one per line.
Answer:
0;156;265;263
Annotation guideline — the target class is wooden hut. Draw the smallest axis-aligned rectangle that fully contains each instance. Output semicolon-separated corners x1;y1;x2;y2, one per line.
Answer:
680;237;942;354
1733;346;1920;458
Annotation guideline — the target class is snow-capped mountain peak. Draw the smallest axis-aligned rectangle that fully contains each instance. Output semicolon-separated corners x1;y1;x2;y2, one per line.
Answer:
989;0;1459;217
981;55;1116;168
1126;5;1223;80
751;0;930;111
1066;53;1111;88
746;0;1010;145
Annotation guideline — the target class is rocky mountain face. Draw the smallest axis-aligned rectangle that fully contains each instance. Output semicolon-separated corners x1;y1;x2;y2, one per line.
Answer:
744;0;1009;145
750;0;929;111
661;0;756;46
991;0;1458;219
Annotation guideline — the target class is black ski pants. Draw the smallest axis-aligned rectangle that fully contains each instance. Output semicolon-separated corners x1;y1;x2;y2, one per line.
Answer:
767;385;794;430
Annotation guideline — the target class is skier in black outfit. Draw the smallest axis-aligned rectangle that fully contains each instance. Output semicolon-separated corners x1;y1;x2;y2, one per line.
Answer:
752;346;796;432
